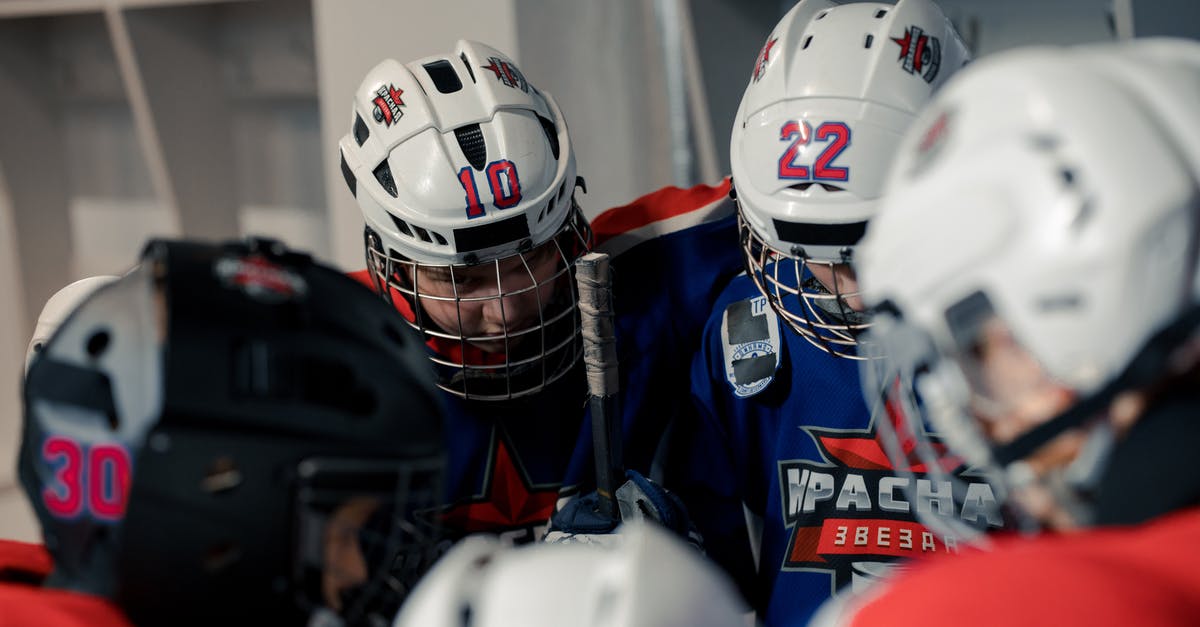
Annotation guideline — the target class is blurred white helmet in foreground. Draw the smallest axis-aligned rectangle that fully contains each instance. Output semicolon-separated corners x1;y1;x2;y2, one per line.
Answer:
393;522;747;627
856;38;1200;540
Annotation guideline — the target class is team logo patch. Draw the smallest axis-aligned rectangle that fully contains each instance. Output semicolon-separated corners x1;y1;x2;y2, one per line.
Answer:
215;254;307;303
752;37;778;83
779;418;1002;589
372;83;405;126
892;25;941;83
722;296;783;398
481;57;530;93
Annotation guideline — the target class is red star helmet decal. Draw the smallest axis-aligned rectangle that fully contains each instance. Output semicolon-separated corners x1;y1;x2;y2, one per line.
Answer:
892;25;942;83
753;37;778;83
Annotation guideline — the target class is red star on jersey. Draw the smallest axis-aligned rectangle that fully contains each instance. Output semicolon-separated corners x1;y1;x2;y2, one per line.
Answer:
440;437;560;533
815;397;961;474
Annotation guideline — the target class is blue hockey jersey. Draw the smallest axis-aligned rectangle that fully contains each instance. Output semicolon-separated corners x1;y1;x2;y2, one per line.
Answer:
353;180;742;545
669;271;1002;626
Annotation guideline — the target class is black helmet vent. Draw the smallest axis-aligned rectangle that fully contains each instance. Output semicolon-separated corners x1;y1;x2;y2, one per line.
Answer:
460;52;476;83
391;216;414;238
340;151;356;197
455;124;487;171
538;115;560;161
424;60;463;94
353;114;370;146
374;160;398;198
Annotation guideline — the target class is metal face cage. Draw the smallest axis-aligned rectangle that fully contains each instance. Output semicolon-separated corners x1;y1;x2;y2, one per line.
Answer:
738;210;870;360
366;205;593;401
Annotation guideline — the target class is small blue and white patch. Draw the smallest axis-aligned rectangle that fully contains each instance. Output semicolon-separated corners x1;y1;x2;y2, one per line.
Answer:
721;295;783;398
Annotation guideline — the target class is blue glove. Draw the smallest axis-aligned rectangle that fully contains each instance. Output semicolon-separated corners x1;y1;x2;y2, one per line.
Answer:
544;470;703;549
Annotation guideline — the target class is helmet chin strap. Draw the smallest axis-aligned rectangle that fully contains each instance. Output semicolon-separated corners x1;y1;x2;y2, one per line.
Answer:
1009;419;1116;529
992;303;1200;467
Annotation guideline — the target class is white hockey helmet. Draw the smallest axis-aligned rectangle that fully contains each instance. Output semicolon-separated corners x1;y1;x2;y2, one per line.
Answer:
392;522;748;627
339;40;591;401
856;39;1200;539
25;276;119;376
731;0;968;358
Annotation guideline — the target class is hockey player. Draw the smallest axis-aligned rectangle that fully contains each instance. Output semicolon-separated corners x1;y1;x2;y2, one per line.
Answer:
337;40;743;544
811;39;1200;627
663;1;972;624
5;238;446;626
393;521;747;627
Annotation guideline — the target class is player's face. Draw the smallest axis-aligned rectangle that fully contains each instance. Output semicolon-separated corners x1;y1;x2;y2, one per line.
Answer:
960;318;1085;530
414;242;565;353
322;496;380;611
806;261;865;312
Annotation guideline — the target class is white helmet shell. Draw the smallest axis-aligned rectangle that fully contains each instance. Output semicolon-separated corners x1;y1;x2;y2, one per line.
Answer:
859;39;1200;396
26;276;120;376
339;40;577;265
393;522;748;627
731;0;969;262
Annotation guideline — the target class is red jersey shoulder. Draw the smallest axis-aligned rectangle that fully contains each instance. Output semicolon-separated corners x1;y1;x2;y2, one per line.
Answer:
0;539;52;583
844;508;1200;627
347;268;375;292
0;583;131;627
592;178;733;249
0;539;130;625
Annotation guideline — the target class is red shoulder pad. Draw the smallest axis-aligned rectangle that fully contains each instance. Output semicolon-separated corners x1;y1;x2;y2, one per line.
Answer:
592;178;732;246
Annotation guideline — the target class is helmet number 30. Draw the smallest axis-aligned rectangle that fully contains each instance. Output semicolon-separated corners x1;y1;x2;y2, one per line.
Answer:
41;435;132;521
777;121;851;182
458;159;523;219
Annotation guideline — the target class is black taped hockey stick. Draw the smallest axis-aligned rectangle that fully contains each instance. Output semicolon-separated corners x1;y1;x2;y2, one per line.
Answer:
575;251;624;524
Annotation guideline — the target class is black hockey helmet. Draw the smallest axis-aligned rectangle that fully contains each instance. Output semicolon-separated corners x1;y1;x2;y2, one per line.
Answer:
20;237;446;626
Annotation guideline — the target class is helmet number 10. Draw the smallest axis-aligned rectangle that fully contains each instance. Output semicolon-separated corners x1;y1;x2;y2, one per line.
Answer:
778;121;851;182
459;159;523;219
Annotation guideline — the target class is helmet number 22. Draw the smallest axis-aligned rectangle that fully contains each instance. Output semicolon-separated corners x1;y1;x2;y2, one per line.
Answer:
778;121;851;182
41;435;131;521
458;159;523;219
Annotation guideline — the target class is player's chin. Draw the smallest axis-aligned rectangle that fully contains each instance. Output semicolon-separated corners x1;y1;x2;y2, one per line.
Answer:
468;333;528;354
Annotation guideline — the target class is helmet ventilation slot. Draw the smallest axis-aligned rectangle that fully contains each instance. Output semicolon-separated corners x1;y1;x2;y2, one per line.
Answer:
424;60;463;94
391;216;414;237
339;151;356;196
374;161;398;197
353;114;370;146
461;52;476;82
538;115;560;160
455;124;488;171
